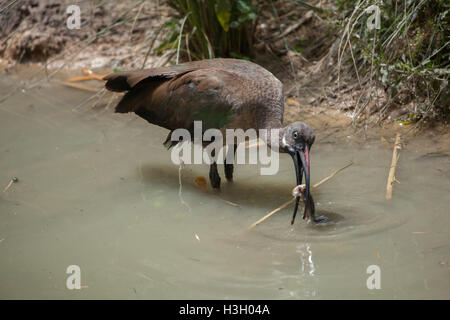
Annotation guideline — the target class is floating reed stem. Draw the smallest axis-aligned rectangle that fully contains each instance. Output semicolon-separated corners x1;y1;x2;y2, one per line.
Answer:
61;81;100;92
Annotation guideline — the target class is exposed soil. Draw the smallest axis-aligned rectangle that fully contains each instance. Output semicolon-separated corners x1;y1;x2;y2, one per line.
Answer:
1;0;172;68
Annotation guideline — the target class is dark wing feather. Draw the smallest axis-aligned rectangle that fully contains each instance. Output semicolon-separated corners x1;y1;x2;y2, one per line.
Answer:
103;64;197;92
104;59;284;139
161;68;241;131
118;68;243;132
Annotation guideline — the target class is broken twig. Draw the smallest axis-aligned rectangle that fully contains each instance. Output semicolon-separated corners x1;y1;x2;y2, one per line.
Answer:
67;69;108;82
61;81;101;92
270;11;313;40
3;177;18;193
386;133;401;200
194;176;241;208
212;194;241;208
3;180;13;193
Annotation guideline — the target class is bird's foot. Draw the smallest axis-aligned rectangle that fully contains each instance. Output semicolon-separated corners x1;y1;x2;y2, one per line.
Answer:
210;180;221;190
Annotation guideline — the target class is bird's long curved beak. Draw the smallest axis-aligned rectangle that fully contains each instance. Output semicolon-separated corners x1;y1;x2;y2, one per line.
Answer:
287;144;313;225
298;147;311;222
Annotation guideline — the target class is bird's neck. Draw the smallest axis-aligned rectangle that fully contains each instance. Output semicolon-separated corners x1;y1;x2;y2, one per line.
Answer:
259;119;284;153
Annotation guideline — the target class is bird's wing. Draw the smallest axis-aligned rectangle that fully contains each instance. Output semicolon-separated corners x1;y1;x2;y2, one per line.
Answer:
103;64;198;92
103;59;241;91
109;67;253;135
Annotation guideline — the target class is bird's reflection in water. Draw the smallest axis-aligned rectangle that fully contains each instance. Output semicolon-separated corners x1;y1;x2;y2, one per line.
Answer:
296;242;317;297
297;243;315;276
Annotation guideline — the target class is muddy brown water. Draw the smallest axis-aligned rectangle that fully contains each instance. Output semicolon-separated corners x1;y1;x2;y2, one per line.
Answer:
0;70;449;299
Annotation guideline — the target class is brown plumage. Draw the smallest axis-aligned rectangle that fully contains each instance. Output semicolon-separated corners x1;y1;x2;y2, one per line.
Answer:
104;58;326;224
104;58;284;135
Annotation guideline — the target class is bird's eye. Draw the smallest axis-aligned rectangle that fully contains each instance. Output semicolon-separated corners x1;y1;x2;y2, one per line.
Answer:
293;131;298;139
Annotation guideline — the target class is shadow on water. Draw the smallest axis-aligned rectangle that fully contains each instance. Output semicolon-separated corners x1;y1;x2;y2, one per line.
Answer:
138;162;410;244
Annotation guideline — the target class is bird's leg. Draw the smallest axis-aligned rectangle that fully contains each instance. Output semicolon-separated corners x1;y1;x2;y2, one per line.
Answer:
224;145;236;182
209;162;221;189
224;163;234;181
208;145;221;189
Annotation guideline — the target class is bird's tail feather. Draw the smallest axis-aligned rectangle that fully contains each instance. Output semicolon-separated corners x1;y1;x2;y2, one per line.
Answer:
104;73;132;92
115;90;139;113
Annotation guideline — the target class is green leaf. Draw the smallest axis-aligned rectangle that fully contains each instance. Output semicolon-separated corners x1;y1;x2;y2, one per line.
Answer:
236;0;252;13
229;21;240;29
215;0;231;32
293;45;304;53
247;12;257;20
230;52;250;60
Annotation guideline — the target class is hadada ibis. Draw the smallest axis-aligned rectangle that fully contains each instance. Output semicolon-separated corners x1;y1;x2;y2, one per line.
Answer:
104;58;326;223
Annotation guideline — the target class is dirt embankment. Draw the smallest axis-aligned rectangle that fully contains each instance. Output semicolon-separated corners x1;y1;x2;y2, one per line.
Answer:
1;0;172;69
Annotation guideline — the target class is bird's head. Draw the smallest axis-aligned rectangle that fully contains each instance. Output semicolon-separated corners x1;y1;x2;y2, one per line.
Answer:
280;121;315;224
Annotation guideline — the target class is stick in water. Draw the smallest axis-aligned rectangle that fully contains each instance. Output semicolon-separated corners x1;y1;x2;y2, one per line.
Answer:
386;133;401;200
248;162;353;230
